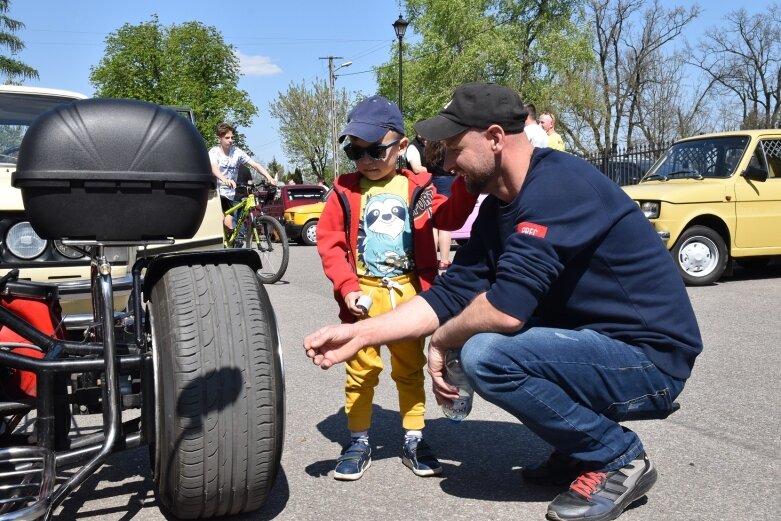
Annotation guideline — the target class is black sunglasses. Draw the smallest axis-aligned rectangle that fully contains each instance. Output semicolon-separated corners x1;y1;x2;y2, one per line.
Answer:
343;139;401;161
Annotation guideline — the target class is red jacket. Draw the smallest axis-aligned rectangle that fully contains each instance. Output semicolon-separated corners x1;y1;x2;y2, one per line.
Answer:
317;168;478;322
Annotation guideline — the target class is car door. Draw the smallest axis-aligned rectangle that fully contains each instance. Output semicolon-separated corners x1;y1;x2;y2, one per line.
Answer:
733;138;781;250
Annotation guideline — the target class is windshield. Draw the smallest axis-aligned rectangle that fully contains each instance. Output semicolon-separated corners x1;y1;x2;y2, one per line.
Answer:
0;92;80;165
643;136;750;181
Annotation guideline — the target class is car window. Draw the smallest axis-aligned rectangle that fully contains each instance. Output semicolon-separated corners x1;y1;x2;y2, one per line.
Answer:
289;188;326;201
0;92;79;165
647;136;750;179
760;139;781;178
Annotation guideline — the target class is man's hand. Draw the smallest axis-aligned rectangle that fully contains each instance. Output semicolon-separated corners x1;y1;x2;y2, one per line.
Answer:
304;324;364;369
427;340;460;406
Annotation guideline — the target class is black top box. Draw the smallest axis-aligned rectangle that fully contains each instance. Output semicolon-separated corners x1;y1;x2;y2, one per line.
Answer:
12;98;214;241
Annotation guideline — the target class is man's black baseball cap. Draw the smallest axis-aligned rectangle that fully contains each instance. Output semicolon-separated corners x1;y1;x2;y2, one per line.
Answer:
414;83;527;141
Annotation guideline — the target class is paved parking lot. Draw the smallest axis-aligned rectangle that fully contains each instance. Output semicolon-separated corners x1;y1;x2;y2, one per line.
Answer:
59;246;781;520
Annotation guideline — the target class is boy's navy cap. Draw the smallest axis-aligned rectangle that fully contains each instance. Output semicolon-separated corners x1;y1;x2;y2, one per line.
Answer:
339;95;405;143
414;83;527;141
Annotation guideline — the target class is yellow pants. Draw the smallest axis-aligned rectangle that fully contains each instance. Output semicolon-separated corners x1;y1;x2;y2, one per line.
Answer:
344;272;426;432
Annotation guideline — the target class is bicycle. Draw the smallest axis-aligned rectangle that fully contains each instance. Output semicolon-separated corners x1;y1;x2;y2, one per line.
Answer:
224;180;290;283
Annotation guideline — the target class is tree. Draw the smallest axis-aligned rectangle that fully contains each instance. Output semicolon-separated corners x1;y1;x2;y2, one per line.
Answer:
292;167;304;185
632;52;716;147
375;0;590;131
268;79;353;183
0;0;38;83
266;156;285;182
89;15;257;150
694;5;781;129
560;0;700;154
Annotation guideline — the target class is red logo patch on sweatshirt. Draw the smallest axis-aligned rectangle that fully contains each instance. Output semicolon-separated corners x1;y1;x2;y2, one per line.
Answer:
517;222;548;238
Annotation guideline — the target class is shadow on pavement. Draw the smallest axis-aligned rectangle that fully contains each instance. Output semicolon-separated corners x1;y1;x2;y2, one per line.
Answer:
56;447;290;521
308;405;561;503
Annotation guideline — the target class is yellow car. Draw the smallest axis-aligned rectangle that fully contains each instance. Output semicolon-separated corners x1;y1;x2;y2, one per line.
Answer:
622;129;781;285
282;188;330;245
0;86;223;313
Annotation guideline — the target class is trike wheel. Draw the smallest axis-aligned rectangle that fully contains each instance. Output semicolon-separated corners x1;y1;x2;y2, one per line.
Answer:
148;263;284;519
246;215;289;284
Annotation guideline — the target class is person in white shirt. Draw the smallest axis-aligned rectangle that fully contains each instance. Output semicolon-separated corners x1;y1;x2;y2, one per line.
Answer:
523;103;549;148
209;122;275;232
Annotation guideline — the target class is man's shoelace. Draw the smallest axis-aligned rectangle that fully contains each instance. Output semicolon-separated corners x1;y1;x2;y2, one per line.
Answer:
570;471;607;500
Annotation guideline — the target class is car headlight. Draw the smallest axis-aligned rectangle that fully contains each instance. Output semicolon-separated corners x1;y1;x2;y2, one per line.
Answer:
5;221;47;259
639;201;660;219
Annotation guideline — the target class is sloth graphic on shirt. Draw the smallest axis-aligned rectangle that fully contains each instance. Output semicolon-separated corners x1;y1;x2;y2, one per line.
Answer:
357;192;413;277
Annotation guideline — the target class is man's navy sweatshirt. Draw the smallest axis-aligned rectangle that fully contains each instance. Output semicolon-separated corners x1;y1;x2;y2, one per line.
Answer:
421;148;702;380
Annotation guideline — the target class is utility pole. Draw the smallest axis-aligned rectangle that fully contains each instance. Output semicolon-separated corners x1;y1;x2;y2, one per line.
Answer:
319;56;351;179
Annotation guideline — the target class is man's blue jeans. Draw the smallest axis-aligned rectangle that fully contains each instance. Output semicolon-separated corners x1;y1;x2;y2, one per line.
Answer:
460;327;685;472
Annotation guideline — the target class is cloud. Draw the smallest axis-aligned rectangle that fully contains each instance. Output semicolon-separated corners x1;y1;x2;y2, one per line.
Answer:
236;50;282;77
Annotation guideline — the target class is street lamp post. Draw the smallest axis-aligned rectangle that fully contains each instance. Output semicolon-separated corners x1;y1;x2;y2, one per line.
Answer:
392;14;409;114
321;56;352;178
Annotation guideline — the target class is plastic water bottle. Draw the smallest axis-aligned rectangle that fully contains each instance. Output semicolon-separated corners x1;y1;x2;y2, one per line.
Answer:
441;349;474;423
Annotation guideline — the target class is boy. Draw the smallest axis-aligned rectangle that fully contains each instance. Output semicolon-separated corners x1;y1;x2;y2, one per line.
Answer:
209;122;275;234
316;95;477;480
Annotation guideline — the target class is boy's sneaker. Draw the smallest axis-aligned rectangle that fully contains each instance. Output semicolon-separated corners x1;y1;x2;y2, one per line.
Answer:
522;450;586;486
401;438;443;477
546;452;657;521
333;440;371;481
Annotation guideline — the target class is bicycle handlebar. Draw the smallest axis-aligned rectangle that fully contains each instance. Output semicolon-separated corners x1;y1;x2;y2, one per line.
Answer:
235;181;277;203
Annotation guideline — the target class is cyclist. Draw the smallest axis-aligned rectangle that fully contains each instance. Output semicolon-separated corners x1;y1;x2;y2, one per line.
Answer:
209;122;276;235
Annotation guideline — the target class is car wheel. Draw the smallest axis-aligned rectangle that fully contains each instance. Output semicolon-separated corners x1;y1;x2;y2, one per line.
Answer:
671;225;728;286
301;220;318;246
147;263;284;519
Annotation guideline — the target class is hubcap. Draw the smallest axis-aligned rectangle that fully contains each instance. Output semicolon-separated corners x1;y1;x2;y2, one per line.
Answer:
678;236;718;277
306;224;317;243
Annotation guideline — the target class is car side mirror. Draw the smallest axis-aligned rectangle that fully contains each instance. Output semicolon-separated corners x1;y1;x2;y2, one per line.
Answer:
741;164;768;182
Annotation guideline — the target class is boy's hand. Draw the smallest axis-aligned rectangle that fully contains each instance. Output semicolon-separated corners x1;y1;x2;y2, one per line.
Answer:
304;324;364;369
344;291;367;317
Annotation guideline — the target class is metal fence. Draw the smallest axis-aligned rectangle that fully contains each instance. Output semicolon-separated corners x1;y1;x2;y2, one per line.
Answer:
578;142;671;186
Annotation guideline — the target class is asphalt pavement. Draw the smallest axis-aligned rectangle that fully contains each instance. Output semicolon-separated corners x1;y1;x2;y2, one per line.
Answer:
56;245;781;521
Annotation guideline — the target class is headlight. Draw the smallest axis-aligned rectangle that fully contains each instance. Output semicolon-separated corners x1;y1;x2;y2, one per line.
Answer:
54;240;87;259
640;201;660;219
6;222;47;259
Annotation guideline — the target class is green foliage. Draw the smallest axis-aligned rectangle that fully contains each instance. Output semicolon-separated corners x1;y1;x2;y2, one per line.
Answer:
268;79;354;181
89;15;257;151
376;0;589;129
0;0;38;83
266;156;285;180
292;167;304;185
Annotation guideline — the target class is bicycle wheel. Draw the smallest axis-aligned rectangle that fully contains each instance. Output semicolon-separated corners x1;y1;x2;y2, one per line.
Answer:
246;215;289;283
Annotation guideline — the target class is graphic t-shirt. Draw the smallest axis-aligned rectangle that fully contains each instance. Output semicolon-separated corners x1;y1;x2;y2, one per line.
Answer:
209;145;251;199
356;174;413;277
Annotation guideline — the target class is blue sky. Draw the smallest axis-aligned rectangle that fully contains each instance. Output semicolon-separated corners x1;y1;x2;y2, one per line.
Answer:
12;0;737;170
